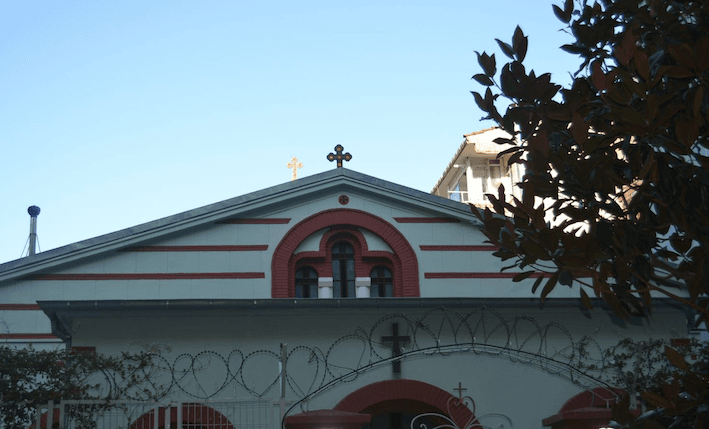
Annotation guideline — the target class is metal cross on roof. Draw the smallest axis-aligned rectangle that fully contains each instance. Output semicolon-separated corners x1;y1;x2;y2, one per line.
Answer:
327;145;352;168
287;156;303;181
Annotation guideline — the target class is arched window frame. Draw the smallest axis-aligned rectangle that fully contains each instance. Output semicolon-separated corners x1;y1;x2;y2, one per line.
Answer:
272;209;420;298
369;265;393;297
291;227;396;298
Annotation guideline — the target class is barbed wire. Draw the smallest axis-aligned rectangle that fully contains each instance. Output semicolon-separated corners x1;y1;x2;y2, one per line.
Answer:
91;307;610;402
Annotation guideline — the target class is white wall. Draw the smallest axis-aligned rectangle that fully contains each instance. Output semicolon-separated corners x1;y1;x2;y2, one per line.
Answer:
67;305;686;429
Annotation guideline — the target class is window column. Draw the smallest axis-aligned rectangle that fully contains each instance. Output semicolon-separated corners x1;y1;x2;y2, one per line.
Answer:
318;277;333;298
355;277;371;298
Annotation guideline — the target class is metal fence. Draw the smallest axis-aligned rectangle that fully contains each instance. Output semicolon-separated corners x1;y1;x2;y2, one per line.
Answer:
34;399;276;429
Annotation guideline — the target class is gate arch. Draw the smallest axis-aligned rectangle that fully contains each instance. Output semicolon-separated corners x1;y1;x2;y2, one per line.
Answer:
334;379;474;428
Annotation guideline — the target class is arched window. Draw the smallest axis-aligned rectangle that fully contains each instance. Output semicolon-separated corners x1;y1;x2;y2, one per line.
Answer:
332;241;355;298
273;209;420;298
295;266;318;298
370;266;393;297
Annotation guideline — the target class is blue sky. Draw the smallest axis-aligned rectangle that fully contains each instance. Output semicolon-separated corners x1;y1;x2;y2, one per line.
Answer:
0;1;575;264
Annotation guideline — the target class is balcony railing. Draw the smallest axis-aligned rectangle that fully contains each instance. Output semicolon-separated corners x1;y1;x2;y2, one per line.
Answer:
447;178;516;206
32;398;276;429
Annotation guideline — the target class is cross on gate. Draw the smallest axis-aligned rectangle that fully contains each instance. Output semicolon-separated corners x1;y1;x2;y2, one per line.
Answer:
381;323;410;375
454;382;467;401
327;145;352;168
286;156;303;181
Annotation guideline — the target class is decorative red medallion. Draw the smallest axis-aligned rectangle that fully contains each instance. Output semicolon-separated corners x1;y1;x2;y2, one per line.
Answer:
338;195;349;205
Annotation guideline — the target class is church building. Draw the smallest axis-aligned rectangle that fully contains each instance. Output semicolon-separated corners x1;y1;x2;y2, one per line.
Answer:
0;143;692;429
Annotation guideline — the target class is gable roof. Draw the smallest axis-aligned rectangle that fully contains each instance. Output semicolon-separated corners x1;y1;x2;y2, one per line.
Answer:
0;168;481;283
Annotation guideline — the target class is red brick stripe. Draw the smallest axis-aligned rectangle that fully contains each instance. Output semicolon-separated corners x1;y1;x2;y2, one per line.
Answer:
216;219;290;224
419;245;498;251
33;273;265;280
425;272;552;279
0;304;42;310
121;245;268;252
394;217;460;223
0;333;59;339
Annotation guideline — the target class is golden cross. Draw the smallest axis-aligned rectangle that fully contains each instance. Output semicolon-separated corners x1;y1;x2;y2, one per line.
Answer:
287;157;303;181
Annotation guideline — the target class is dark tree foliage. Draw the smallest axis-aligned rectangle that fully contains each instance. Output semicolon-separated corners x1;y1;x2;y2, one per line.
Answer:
608;344;709;428
471;0;709;320
0;346;161;429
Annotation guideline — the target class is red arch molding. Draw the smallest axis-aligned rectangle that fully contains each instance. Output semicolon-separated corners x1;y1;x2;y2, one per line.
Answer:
334;379;474;428
294;227;397;278
271;209;420;298
130;403;235;429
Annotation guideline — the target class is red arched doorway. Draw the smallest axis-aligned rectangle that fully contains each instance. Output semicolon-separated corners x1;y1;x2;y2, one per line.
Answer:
130;403;235;429
334;379;475;429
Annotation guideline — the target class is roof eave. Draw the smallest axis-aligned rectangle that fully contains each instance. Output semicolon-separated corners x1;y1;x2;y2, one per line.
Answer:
0;168;481;283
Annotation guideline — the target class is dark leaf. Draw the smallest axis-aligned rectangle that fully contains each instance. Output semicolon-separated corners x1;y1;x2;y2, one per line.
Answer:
512;26;528;62
493;137;516;145
476;51;497;77
580;288;593;310
668;43;696;70
560;44;588;55
531;274;545;294
513;271;536;282
606;293;629;319
641;391;673;409
508;150;523;165
635;49;650;81
472;91;487;112
665;346;687;370
473;73;494;86
670;233;692;254
495;38;516;60
540;272;559;300
591;60;606;91
552;4;568;23
559;270;573;286
611;394;633;424
563;0;573;18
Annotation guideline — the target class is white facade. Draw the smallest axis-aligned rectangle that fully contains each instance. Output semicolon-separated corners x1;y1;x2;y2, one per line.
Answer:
0;167;690;429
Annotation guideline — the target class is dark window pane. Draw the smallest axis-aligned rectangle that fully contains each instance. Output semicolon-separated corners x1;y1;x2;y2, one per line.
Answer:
370;266;393;298
295;266;318;298
332;259;341;297
332;259;340;273
347;279;356;298
332;241;355;298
